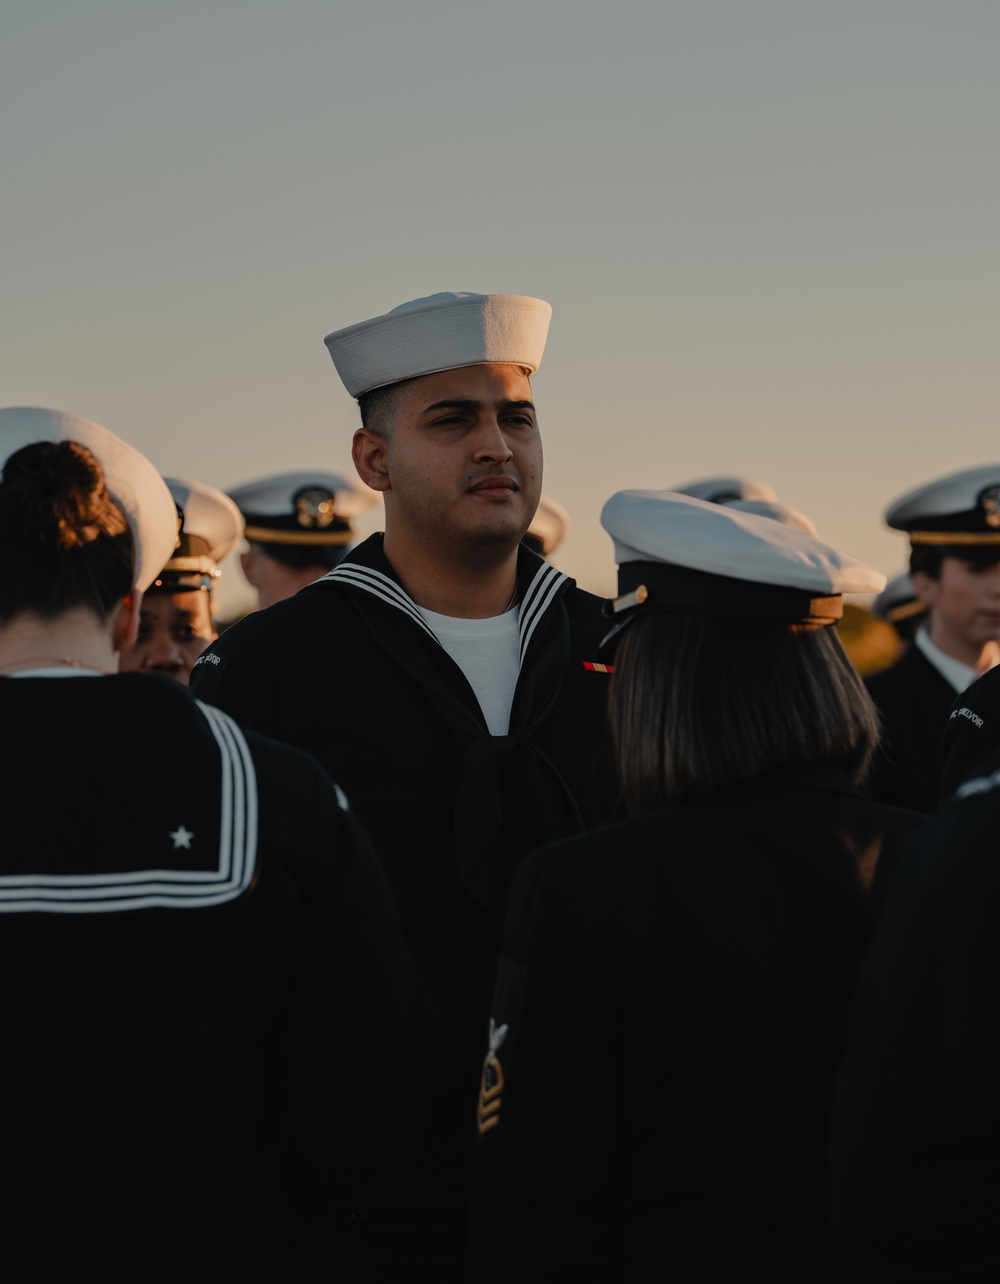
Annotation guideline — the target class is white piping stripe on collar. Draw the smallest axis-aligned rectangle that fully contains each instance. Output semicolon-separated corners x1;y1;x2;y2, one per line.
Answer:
327;557;569;669
0;703;258;914
518;561;568;664
325;564;440;645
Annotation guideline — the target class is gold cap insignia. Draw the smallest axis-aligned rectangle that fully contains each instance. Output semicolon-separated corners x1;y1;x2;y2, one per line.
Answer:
294;486;337;530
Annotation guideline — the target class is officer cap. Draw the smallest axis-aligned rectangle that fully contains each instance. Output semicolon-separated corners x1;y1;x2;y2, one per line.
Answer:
0;406;176;592
601;489;883;629
324;292;552;398
886;465;1000;560
672;476;778;505
148;478;244;594
872;570;926;626
228;470;376;547
722;499;818;535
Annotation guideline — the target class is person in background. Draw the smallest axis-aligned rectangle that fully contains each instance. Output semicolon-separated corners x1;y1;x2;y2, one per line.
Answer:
229;470;377;609
871;570;929;650
866;465;1000;812
119;476;242;684
191;291;620;1278
521;492;569;561
468;490;923;1283
0;407;427;1278
831;663;1000;1282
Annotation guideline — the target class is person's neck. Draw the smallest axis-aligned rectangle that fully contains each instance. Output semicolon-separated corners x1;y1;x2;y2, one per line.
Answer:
382;532;519;619
927;618;1000;673
0;609;119;674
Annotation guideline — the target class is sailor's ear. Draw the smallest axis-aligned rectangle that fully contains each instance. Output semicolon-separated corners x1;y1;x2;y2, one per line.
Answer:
353;428;391;493
112;590;142;652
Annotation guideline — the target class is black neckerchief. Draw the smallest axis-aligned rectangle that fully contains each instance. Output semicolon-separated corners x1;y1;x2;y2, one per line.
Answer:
320;534;584;911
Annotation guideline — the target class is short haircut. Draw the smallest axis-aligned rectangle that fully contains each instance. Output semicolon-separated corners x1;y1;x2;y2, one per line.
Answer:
358;382;406;440
609;612;881;813
0;440;135;624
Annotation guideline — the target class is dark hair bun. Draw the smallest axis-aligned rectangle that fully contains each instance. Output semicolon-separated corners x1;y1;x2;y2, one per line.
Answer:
0;440;128;550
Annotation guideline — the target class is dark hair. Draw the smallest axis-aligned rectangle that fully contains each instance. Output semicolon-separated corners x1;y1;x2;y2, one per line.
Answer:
0;440;135;623
253;540;348;571
358;382;406;440
909;545;944;579
608;613;881;814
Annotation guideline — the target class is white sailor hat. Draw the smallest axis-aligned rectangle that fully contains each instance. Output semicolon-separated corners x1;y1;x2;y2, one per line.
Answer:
672;476;778;505
324;292;552;398
723;498;819;536
524;494;570;557
0;406;177;592
885;465;1000;558
228;470;376;547
872;570;926;626
147;478;244;594
601;489;884;630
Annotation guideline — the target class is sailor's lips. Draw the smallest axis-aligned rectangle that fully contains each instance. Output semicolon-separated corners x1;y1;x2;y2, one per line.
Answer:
468;476;519;498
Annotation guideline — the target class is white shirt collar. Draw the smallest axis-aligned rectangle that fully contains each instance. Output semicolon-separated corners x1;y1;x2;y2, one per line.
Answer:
914;626;992;694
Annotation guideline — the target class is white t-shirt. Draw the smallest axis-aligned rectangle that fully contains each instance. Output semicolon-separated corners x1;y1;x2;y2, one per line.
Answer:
415;604;520;735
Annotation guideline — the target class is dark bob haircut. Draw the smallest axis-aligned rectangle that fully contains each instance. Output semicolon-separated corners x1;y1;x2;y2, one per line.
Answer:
608;612;881;814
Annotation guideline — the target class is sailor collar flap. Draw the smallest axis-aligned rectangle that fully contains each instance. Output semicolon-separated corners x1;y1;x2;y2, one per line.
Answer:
322;534;572;669
320;535;582;912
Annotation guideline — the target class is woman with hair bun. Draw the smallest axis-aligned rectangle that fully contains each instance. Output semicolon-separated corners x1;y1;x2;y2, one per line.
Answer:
468;491;924;1283
0;408;427;1278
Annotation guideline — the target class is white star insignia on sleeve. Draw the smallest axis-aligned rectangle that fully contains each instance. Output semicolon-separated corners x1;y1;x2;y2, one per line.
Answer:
169;826;195;850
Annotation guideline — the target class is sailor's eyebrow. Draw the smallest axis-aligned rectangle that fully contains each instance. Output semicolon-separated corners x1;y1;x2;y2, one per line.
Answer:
419;398;537;413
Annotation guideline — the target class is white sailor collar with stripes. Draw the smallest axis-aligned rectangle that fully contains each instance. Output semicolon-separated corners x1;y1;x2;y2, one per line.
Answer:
323;547;569;668
0;701;259;915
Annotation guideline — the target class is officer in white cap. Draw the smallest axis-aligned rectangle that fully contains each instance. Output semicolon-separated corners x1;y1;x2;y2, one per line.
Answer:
0;408;428;1275
229;470;377;609
866;465;1000;812
469;491;921;1281
190;292;620;1276
119;478;243;686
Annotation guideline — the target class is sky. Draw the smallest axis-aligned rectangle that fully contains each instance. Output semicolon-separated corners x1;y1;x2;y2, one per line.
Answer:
3;0;998;611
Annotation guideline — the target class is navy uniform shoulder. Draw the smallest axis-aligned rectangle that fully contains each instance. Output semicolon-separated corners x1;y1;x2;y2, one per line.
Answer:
192;578;351;676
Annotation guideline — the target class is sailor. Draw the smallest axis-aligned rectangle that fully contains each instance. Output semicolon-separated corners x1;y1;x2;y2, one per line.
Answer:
872;570;929;647
0;408;427;1276
521;493;569;560
831;665;1000;1279
229;470;377;608
866;465;1000;812
469;491;921;1281
190;291;621;1277
119;477;242;685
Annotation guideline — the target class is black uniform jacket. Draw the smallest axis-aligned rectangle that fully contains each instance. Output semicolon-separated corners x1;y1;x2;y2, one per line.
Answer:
468;765;923;1284
0;671;427;1280
865;643;959;813
830;745;1000;1282
191;534;621;1214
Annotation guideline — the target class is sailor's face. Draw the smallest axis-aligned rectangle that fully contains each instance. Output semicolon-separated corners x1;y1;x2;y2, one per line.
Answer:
916;556;1000;650
118;591;217;686
375;363;542;556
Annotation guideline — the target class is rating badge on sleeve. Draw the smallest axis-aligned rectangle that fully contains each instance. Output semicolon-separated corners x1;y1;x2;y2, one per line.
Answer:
476;1018;508;1136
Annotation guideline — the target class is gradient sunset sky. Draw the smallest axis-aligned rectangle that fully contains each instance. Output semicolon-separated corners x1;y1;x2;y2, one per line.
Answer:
3;1;998;612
